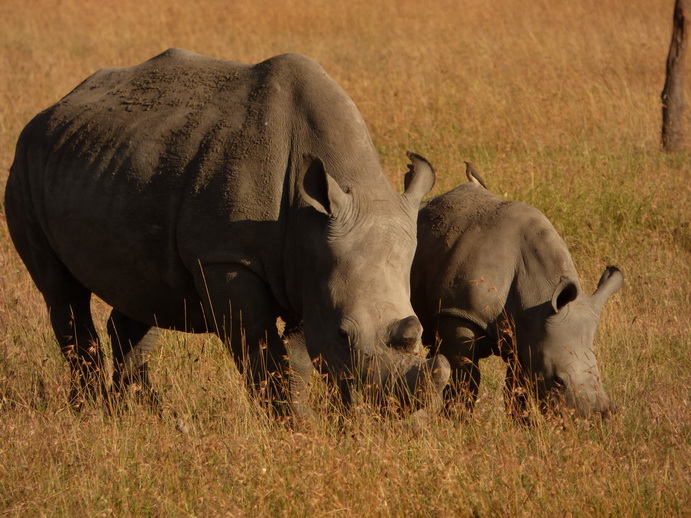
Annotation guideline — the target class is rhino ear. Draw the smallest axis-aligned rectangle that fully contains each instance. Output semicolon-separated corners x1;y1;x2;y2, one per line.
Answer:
403;151;436;204
300;156;351;217
551;277;579;313
591;266;624;312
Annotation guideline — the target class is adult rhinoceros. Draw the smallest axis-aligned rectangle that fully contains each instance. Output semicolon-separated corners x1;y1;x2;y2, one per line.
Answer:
5;48;448;411
411;163;623;419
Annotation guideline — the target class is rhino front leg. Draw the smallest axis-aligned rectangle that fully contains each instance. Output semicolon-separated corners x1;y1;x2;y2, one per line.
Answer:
107;310;160;410
195;265;289;414
435;319;488;416
446;356;481;415
282;323;317;421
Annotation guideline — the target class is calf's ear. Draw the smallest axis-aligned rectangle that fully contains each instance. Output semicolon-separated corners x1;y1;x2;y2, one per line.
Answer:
300;156;351;217
551;277;579;313
403;151;436;204
592;266;624;312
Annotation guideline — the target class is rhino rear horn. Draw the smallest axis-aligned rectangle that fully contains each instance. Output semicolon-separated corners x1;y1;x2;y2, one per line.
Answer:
300;155;351;217
551;277;579;313
403;151;436;203
592;266;624;312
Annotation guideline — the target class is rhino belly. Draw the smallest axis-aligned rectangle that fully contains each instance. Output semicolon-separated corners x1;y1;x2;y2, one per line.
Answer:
41;184;208;331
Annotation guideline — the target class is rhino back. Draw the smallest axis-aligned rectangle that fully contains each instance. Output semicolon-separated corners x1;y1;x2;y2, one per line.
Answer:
414;183;578;331
8;49;386;328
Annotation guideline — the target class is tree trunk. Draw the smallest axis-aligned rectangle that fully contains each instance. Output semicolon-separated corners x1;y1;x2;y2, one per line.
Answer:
661;0;689;152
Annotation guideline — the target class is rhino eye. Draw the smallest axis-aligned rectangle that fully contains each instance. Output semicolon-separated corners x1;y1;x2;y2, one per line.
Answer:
553;376;565;389
338;329;350;342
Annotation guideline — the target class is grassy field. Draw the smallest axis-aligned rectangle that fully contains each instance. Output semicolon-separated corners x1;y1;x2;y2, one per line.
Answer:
1;0;689;515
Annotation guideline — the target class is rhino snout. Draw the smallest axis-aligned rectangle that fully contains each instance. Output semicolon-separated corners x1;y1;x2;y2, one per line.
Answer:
555;373;616;419
388;315;423;353
424;355;452;392
358;347;450;412
584;390;617;419
401;355;451;402
577;394;616;420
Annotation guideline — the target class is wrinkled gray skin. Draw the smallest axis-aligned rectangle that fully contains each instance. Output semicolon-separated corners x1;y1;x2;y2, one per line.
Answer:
411;179;624;419
5;48;443;412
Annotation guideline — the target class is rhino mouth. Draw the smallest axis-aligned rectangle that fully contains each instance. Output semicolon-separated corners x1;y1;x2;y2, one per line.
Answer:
505;369;615;422
538;383;615;420
355;349;451;413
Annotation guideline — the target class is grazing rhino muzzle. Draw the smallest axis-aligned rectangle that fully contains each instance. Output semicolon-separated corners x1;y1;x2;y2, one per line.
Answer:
411;161;624;420
5;49;443;412
284;323;450;417
365;350;451;412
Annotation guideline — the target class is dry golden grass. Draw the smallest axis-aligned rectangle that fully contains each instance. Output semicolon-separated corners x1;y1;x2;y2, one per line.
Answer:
1;0;689;515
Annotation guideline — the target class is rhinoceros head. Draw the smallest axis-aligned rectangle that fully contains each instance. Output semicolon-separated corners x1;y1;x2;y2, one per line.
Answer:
298;153;448;401
511;266;624;419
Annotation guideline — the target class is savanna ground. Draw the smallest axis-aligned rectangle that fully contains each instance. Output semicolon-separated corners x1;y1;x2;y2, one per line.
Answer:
0;0;689;515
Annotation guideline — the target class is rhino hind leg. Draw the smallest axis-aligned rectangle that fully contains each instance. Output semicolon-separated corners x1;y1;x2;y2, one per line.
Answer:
37;267;105;408
48;285;106;409
5;208;105;409
107;310;160;410
195;265;290;414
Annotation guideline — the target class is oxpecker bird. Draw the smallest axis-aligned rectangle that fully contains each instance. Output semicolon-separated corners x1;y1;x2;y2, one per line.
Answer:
464;161;487;189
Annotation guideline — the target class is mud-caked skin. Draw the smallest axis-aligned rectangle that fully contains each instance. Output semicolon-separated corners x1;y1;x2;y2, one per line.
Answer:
411;178;624;419
5;49;439;410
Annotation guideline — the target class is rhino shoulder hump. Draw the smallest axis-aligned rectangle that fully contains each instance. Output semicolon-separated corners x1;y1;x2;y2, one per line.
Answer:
155;47;201;61
266;52;322;70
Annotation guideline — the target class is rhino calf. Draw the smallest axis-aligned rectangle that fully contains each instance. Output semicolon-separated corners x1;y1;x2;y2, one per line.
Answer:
5;49;445;412
411;162;623;419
